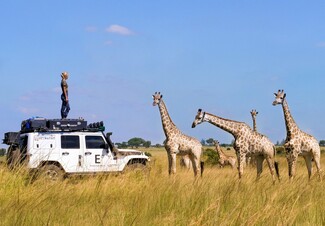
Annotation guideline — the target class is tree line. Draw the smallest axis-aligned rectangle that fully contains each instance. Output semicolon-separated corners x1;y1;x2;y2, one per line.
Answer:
115;137;234;148
0;148;6;156
115;137;152;148
115;138;325;149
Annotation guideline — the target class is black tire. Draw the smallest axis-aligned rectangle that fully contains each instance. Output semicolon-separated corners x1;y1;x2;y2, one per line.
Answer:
124;162;150;174
39;164;65;181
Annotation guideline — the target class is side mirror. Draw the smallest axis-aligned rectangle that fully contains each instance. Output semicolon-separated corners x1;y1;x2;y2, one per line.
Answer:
106;132;113;139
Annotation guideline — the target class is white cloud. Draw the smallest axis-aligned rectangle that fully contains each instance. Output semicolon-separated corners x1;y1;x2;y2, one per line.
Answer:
316;42;325;48
106;24;134;36
85;26;97;32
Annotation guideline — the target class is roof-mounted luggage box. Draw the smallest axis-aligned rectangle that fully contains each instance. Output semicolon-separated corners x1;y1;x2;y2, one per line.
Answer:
47;119;87;131
21;117;47;132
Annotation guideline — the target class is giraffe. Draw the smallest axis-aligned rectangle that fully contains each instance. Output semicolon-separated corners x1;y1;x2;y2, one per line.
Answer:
272;89;321;179
246;109;259;166
152;92;203;176
250;109;258;132
213;140;236;169
192;109;280;181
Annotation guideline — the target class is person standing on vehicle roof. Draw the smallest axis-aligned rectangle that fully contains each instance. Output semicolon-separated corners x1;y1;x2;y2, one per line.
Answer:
61;71;70;119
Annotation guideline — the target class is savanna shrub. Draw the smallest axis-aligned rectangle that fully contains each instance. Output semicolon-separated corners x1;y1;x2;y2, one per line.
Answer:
203;148;219;166
276;146;285;155
145;152;152;157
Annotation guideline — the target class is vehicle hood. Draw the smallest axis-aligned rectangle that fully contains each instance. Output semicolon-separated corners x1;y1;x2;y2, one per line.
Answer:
118;149;145;156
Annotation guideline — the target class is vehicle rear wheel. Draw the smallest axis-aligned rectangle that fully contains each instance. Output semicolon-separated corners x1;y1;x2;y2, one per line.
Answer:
39;165;65;181
6;146;21;169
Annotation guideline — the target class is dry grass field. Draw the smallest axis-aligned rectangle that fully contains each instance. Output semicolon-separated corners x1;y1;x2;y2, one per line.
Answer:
1;147;325;225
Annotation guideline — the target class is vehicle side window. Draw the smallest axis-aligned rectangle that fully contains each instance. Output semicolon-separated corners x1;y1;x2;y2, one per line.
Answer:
61;136;80;149
86;136;106;149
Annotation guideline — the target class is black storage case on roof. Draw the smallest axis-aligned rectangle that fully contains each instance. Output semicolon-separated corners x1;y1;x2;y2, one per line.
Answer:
3;132;20;145
47;119;87;131
21;117;47;132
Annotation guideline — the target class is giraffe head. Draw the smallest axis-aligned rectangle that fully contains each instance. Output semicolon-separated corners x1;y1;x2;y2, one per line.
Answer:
152;92;163;106
192;109;205;128
250;109;258;117
272;89;286;106
213;140;220;147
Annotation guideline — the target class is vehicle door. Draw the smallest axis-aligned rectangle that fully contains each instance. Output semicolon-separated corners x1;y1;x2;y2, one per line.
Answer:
31;133;56;166
83;135;118;172
60;135;83;173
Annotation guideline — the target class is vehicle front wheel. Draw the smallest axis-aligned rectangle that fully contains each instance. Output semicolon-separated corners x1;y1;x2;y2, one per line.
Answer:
39;165;65;181
123;162;150;175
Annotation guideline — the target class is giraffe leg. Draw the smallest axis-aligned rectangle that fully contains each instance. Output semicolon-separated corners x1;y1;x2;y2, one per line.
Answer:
287;153;298;179
190;153;201;177
245;156;250;167
265;156;276;183
170;152;177;174
256;155;264;180
313;152;322;180
219;159;225;168
230;158;237;169
303;155;313;180
237;153;246;179
166;151;172;175
181;155;191;170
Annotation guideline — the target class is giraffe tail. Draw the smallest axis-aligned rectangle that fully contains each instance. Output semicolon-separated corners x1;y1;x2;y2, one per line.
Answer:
200;161;205;177
274;161;280;180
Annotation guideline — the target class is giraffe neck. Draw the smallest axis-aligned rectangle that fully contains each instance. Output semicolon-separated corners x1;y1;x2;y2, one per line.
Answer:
204;112;244;138
158;100;178;138
282;99;299;137
252;116;257;132
216;147;226;159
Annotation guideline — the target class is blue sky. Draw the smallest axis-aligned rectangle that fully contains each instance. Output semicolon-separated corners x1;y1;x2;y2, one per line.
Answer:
1;1;325;148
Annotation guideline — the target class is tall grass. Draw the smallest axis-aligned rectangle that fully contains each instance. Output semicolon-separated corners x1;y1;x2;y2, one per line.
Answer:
1;148;325;225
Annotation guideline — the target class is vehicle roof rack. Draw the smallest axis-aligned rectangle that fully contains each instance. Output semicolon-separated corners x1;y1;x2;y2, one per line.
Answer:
20;118;105;133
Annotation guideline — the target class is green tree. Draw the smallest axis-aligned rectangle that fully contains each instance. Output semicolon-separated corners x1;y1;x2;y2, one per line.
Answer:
128;137;145;148
279;139;285;146
116;142;128;148
319;140;325;147
201;139;206;146
143;141;151;148
206;138;214;146
0;148;6;156
230;139;235;146
220;143;227;147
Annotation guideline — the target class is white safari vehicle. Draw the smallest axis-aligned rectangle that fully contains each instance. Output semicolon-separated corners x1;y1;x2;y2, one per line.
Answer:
3;118;150;180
